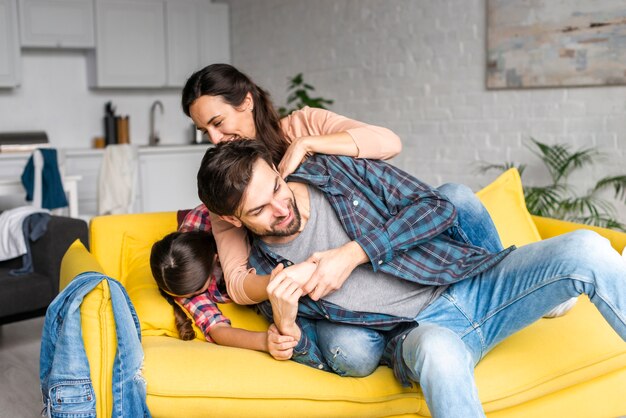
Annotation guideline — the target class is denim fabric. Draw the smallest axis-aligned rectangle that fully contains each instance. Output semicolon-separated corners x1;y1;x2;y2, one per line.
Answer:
40;272;150;418
403;230;626;417
316;183;505;377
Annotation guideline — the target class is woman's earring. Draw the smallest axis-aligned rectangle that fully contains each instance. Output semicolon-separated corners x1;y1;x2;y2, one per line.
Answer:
250;107;254;112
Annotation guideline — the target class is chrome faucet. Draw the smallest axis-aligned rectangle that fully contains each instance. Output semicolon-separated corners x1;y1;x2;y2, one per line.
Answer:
149;100;164;146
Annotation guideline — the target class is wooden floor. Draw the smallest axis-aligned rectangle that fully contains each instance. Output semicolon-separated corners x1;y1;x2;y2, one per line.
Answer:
0;316;44;418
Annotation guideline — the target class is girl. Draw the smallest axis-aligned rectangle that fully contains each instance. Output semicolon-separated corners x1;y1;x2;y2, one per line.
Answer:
150;230;296;358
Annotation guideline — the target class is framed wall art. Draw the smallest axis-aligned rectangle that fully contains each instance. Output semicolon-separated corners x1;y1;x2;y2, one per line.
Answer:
487;0;626;88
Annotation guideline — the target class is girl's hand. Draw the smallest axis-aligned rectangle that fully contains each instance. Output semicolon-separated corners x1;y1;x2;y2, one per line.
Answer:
266;264;302;339
278;137;312;178
272;261;317;292
267;324;297;360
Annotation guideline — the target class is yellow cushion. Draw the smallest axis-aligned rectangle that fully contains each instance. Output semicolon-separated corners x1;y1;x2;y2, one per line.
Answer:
476;168;542;248
141;335;420;418
476;296;626;415
90;212;177;283
139;297;626;418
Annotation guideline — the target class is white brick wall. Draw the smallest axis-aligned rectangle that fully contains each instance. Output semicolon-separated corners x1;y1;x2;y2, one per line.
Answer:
226;0;626;223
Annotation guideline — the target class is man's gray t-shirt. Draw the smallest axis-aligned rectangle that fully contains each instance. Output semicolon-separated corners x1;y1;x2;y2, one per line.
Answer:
265;185;447;318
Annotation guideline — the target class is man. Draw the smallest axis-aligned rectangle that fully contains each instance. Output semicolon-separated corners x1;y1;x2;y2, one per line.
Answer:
197;140;626;418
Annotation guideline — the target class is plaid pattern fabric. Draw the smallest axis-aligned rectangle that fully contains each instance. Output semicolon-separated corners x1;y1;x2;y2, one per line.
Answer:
249;154;514;386
176;203;232;342
179;204;212;233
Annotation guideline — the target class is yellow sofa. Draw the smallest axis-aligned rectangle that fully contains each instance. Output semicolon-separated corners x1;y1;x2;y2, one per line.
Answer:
59;169;626;417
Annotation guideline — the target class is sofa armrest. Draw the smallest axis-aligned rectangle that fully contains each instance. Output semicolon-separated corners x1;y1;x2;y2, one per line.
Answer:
31;215;88;294
532;215;626;253
60;240;115;417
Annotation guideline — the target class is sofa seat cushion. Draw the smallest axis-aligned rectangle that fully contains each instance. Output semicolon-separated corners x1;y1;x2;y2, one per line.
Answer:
476;296;626;416
0;268;53;317
140;294;626;417
141;335;420;418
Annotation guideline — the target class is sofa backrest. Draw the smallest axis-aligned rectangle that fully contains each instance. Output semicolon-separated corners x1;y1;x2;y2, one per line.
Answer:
90;212;177;282
89;211;268;341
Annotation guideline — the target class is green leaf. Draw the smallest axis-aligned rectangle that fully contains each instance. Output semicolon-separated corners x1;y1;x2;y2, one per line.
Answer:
527;138;600;184
568;215;626;232
281;72;333;115
474;161;526;177
593;175;626;201
523;184;565;217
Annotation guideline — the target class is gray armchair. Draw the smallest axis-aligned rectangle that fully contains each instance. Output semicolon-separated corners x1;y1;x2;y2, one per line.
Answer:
0;215;88;324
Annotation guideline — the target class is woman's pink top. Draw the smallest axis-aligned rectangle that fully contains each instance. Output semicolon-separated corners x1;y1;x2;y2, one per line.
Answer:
212;106;402;304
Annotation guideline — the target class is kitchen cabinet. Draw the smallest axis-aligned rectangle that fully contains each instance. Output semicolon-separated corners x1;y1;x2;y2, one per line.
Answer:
18;0;95;48
198;2;230;67
88;0;166;88
0;0;21;88
138;145;207;212
88;0;230;89
63;149;105;217
165;0;199;86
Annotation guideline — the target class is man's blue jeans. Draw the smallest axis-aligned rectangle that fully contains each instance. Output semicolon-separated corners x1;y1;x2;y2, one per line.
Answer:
403;229;626;417
316;183;504;377
317;184;626;417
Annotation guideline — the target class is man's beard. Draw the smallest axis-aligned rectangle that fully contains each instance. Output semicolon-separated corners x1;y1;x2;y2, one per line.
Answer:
268;198;302;237
246;194;302;238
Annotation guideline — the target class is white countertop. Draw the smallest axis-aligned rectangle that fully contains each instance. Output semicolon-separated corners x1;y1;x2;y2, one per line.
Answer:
0;143;213;160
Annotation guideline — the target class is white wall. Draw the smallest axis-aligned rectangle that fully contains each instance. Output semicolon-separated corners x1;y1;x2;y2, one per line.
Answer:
227;0;626;220
0;50;194;149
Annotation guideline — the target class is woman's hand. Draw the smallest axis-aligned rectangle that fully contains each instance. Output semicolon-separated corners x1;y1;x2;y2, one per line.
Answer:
267;324;297;360
303;241;369;301
278;137;312;178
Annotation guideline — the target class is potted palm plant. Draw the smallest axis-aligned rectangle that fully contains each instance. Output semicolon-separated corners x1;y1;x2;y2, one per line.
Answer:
478;138;626;231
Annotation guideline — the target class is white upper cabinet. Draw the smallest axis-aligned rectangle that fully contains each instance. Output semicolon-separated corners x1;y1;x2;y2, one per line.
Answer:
89;0;166;88
18;0;95;48
88;0;230;88
198;2;230;67
0;0;21;87
165;0;199;87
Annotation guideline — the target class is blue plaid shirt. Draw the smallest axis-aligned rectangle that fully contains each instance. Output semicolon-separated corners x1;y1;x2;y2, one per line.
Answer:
251;155;514;386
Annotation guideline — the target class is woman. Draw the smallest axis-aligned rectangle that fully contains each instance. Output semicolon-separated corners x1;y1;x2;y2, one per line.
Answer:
180;63;505;377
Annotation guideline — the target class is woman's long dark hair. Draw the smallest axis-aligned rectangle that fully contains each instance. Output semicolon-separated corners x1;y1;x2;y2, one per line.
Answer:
182;63;288;165
150;231;218;341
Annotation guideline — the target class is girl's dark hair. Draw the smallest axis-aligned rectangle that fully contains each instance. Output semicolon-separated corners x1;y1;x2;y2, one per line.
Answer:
182;63;288;165
150;231;218;341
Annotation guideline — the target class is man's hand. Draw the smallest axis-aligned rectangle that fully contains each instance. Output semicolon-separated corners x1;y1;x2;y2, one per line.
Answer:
272;261;317;291
267;324;297;360
267;264;302;340
304;241;369;301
